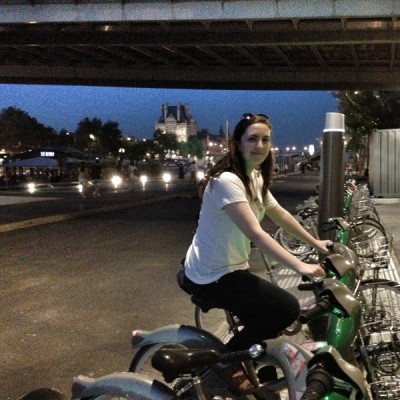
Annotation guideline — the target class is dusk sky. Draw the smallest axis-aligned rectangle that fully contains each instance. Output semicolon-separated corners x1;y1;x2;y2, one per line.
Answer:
0;84;338;150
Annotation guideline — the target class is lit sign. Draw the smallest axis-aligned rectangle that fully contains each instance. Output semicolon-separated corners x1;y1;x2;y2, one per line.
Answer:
40;151;55;157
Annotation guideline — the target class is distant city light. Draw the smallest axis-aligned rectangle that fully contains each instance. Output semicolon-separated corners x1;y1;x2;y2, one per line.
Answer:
163;173;171;183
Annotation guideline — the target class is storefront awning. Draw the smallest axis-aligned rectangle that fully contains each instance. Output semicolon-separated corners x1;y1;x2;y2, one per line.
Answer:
4;157;59;168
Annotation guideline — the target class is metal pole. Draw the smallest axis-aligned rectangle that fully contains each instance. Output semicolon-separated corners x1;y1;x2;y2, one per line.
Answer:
318;113;345;241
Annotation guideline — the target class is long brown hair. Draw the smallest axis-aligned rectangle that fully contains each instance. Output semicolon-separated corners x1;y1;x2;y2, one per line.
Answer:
205;114;273;201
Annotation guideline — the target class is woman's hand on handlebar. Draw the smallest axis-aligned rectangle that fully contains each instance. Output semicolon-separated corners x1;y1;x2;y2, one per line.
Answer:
313;239;334;254
296;262;326;280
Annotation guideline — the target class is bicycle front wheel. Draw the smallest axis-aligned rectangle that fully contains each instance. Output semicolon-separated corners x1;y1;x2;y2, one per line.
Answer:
349;218;390;267
357;279;400;335
274;227;315;260
357;280;400;399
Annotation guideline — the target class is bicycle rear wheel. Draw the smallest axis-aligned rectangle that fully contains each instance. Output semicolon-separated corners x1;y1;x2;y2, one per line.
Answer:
80;397;132;400
129;343;172;381
129;343;236;399
194;306;242;343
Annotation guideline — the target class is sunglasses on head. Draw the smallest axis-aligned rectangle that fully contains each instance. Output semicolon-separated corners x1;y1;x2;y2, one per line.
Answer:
242;113;269;120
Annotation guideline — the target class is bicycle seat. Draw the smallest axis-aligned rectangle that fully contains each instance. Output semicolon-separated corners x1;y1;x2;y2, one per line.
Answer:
191;294;213;312
152;345;220;382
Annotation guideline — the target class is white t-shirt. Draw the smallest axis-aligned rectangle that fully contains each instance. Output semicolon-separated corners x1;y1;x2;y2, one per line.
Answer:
185;171;278;284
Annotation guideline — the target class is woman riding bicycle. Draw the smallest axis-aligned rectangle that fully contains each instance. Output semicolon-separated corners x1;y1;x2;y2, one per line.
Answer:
178;113;329;393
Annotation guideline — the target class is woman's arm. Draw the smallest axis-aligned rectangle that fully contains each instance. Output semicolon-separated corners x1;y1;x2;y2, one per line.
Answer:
224;202;325;279
266;203;330;254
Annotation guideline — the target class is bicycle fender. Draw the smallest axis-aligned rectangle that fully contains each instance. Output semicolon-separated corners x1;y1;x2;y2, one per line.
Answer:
131;324;227;352
259;337;313;397
71;372;175;400
320;279;361;318
308;345;367;399
324;253;357;287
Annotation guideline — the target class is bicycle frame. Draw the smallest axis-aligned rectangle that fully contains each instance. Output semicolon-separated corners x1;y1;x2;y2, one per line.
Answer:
71;342;366;400
129;323;366;399
304;278;362;362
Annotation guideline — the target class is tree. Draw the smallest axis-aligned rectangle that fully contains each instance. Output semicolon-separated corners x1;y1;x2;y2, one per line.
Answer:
74;117;102;156
58;128;76;147
187;135;203;159
153;129;178;160
332;91;400;152
177;136;203;159
0;106;57;151
100;121;124;157
74;117;124;158
125;139;151;160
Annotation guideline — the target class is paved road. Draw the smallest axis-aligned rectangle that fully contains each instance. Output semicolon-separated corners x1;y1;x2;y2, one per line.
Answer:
0;178;197;229
0;173;350;399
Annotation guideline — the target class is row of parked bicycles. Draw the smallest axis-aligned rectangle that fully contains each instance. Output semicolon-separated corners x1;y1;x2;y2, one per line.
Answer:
21;179;400;400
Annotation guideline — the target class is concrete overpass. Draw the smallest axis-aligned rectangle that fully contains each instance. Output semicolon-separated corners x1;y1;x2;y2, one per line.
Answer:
1;1;400;90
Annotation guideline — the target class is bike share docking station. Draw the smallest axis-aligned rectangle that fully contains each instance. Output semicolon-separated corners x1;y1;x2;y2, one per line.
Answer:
318;112;346;242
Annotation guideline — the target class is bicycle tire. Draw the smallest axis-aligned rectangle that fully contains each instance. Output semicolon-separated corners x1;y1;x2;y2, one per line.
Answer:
129;343;240;399
80;397;131;400
356;281;400;399
274;227;315;260
194;306;241;343
129;343;175;384
349;218;390;266
357;279;400;335
356;207;381;223
354;218;387;237
352;217;387;239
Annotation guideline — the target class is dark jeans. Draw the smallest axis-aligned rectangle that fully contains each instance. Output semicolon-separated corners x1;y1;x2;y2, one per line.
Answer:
178;267;300;351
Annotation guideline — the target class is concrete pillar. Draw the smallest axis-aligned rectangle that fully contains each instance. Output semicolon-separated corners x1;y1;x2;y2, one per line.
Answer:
318;112;345;241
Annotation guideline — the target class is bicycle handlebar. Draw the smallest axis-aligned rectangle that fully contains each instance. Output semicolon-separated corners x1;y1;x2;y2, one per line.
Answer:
298;299;332;324
327;240;334;250
218;344;264;364
299;276;324;290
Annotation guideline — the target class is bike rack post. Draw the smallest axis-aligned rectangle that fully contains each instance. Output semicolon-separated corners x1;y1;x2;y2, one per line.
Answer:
318;112;345;241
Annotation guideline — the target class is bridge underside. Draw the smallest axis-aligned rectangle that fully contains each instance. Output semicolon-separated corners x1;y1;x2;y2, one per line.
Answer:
1;1;400;90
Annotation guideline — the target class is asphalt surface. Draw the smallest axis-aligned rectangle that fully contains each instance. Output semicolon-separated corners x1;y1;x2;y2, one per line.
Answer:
0;173;399;399
1;175;397;265
0;178;198;232
0;179;203;400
